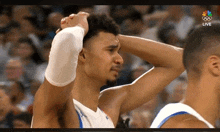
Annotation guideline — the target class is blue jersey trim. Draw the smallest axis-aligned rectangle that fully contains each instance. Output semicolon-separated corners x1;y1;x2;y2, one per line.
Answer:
157;111;189;128
76;110;83;128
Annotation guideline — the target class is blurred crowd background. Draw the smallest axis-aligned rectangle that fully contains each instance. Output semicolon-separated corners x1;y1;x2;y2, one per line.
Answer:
0;5;220;128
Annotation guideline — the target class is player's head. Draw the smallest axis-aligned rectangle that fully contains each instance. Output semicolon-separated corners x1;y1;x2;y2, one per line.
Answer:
78;13;123;86
183;21;220;79
83;13;120;45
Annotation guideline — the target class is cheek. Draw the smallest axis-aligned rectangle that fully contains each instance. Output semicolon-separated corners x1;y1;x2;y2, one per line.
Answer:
85;53;112;77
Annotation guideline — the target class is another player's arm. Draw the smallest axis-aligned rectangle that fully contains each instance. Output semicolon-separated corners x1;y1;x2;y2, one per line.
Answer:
99;35;184;125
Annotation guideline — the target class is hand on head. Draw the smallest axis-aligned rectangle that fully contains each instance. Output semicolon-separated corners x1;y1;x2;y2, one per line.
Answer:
56;12;89;36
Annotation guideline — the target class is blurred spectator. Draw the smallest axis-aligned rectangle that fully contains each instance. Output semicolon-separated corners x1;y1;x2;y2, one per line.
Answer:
16;37;44;82
157;22;182;47
48;12;64;31
110;5;134;25
12;6;32;24
0;29;10;80
4;58;24;82
0;88;20;128
161;5;194;41
212;5;220;20
13;112;32;128
129;64;152;82
20;16;42;49
4;57;32;95
30;80;41;97
129;109;154;128
9;81;33;113
138;95;160;115
0;13;11;28
5;21;23;46
0;82;10;94
132;5;154;16
167;79;187;103
94;5;110;15
44;12;64;41
121;10;147;36
34;39;52;84
165;71;187;102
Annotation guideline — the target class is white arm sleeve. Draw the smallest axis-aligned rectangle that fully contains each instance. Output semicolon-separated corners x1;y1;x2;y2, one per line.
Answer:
44;26;84;87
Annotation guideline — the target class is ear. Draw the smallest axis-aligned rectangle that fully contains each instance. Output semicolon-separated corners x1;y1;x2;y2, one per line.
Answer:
78;48;86;63
208;55;220;76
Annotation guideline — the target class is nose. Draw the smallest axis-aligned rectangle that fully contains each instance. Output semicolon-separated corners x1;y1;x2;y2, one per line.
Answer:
114;53;124;65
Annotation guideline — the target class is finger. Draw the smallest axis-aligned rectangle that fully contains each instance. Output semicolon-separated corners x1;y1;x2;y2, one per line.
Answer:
61;17;69;24
61;18;66;24
69;14;75;19
56;28;62;34
78;11;90;17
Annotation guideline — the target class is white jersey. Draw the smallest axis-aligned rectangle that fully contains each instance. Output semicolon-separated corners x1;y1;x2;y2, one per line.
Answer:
150;103;214;128
73;99;115;128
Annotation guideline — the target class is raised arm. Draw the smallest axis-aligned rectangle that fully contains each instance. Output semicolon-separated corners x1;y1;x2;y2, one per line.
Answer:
99;35;184;125
119;35;183;68
32;12;89;128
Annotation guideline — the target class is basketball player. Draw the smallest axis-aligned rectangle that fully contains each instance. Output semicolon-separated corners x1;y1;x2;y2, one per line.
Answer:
150;21;220;128
31;12;184;128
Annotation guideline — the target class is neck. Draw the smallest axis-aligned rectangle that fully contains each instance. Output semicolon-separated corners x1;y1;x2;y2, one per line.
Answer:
71;70;104;112
182;75;219;126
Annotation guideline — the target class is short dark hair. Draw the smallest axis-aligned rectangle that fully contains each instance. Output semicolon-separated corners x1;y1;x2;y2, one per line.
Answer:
183;21;220;75
83;13;120;45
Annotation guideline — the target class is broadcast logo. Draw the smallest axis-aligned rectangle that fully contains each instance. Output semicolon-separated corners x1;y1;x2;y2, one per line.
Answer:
202;10;212;26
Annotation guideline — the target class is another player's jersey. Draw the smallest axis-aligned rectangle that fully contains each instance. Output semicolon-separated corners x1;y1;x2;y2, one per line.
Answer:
150;103;214;128
73;99;115;128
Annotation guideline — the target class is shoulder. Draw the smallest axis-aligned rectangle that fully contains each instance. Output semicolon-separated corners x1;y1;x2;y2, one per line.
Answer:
161;114;209;128
176;118;209;128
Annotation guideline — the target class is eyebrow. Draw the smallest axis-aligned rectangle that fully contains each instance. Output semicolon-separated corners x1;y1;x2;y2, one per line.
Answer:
107;45;119;49
106;42;121;50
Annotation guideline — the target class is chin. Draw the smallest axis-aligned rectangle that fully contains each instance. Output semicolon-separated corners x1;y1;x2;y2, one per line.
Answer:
106;79;117;87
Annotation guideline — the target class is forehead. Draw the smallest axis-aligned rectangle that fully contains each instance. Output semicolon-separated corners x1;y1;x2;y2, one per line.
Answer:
88;32;119;48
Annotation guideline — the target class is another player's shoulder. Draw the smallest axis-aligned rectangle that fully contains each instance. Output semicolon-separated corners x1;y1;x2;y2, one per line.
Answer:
177;118;209;128
162;114;209;128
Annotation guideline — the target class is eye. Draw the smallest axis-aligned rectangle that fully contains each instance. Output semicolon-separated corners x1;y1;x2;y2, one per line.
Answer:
108;48;115;53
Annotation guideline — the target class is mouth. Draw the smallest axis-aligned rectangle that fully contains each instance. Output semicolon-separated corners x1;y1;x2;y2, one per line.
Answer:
111;67;121;73
111;69;119;73
110;68;121;77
